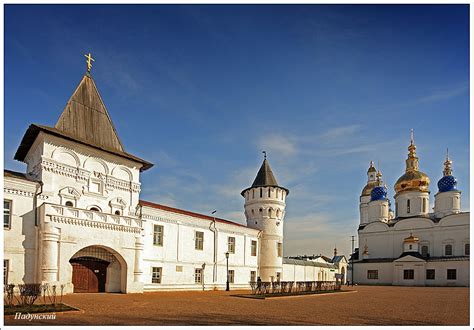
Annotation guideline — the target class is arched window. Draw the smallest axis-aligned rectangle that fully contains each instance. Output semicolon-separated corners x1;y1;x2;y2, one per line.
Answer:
268;188;271;197
259;208;263;213
269;208;273;218
65;201;74;207
90;207;100;212
276;209;280;218
407;200;411;214
445;244;453;256
395;202;398;217
251;209;255;215
276;190;279;198
422;198;427;213
409;244;412;250
260;188;263;198
114;210;121;215
421;245;429;257
252;190;255;199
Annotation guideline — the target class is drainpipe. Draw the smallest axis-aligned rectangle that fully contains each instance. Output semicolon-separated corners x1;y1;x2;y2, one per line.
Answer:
33;181;44;282
257;230;263;278
209;213;218;283
34;181;44;226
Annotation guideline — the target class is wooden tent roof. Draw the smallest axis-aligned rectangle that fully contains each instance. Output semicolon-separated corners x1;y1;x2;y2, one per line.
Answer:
55;74;125;152
14;74;153;171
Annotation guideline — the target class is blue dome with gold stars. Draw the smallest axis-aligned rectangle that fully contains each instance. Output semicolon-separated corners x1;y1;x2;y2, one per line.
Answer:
438;175;457;193
371;186;387;201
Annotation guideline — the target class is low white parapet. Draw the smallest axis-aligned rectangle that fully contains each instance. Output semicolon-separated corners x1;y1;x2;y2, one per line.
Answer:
40;203;143;234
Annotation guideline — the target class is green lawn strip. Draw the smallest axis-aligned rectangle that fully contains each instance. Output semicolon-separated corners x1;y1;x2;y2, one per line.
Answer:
4;303;79;315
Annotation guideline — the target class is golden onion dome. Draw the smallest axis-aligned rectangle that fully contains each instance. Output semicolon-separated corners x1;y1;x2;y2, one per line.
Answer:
403;233;419;243
394;130;430;195
361;161;378;196
362;181;378;196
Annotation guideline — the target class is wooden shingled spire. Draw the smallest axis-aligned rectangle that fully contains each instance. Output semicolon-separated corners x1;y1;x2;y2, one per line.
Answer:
54;74;125;152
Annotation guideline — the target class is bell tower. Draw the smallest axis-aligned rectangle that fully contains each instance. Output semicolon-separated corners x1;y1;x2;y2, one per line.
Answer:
241;153;289;282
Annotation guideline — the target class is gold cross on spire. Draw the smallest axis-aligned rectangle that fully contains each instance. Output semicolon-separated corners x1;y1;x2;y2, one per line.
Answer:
84;52;95;73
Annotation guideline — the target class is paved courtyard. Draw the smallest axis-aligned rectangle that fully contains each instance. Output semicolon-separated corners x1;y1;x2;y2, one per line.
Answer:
5;285;469;326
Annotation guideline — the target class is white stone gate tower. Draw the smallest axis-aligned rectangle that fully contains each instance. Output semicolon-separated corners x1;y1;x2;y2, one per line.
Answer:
241;155;289;282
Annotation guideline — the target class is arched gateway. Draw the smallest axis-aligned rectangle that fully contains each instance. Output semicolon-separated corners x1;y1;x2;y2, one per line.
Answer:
69;246;127;293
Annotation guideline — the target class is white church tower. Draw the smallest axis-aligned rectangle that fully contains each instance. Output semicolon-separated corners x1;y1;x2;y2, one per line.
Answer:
434;150;461;218
359;161;377;225
367;170;390;223
241;153;289;282
394;130;430;218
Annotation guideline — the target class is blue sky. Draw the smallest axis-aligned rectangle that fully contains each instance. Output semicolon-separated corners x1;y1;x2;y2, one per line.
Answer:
5;5;469;258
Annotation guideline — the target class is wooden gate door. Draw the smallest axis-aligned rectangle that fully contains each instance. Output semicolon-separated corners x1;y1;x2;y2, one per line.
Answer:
71;258;108;293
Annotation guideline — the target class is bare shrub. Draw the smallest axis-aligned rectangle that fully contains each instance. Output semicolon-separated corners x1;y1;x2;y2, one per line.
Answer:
4;284;15;307
17;283;42;306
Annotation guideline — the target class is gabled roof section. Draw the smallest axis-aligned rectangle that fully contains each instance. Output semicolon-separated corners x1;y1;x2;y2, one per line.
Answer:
54;74;125;152
14;124;153;171
4;169;40;183
139;200;250;229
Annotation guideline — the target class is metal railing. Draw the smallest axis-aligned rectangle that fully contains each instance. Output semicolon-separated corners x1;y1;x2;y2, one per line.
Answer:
249;280;341;296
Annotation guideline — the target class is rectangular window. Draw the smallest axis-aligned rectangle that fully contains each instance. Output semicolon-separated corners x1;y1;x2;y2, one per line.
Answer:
403;269;414;280
228;270;235;283
152;267;162;284
422;198;426;213
407;199;410;213
421;245;429;258
447;269;457;280
367;270;378;279
445;244;453;256
176;265;183;272
277;242;282;257
250;271;256;283
426;269;435;280
153;225;164;246
465;243;470;256
195;231;204;250
195;268;203;284
228;236;235;254
251;240;257;256
276;272;281;281
4;260;9;285
4;200;11;229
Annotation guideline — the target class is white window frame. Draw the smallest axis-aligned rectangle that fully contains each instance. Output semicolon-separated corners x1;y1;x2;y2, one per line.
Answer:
228;236;235;254
195;231;204;250
4;259;9;285
4;200;12;230
152;267;162;284
153;224;164;247
251;240;257;256
194;268;203;284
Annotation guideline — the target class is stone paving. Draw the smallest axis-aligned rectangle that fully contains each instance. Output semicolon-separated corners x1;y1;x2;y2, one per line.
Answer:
4;285;469;326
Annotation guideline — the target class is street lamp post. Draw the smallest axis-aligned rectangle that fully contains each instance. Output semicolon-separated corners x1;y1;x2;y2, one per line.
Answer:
225;251;230;291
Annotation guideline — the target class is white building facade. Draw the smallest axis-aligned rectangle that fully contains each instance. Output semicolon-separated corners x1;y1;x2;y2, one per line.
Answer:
4;69;345;293
353;133;469;286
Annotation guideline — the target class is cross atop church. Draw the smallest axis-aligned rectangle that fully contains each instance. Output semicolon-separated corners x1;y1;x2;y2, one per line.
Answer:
84;52;95;73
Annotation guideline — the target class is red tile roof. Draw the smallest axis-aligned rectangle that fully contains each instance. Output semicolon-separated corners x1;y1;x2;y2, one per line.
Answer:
139;200;249;229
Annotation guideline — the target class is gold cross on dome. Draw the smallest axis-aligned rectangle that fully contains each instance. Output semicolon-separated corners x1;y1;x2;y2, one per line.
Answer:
84;52;95;73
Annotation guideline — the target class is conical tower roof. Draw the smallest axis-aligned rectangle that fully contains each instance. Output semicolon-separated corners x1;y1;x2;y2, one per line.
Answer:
55;74;124;152
251;159;279;187
241;157;289;196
